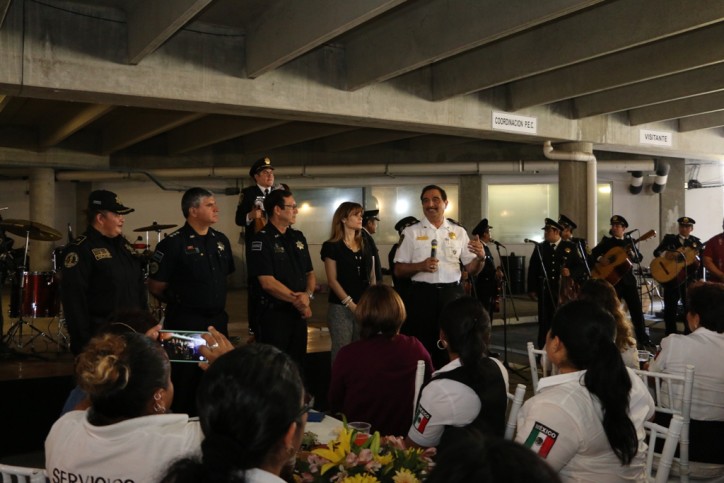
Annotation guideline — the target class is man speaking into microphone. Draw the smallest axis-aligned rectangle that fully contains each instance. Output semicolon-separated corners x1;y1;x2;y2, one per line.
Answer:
394;185;485;368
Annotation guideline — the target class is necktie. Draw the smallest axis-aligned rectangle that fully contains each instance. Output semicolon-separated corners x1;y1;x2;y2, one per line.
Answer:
264;188;269;196
550;243;556;250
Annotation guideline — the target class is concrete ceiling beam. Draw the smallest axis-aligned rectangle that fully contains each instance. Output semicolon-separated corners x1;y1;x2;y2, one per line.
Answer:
573;63;724;118
679;111;724;132
127;0;213;65
102;110;205;154
346;0;602;91
508;23;724;111
39;103;114;148
168;115;287;154
323;128;421;152
628;91;724;126
246;0;405;78
241;122;357;153
432;0;724;100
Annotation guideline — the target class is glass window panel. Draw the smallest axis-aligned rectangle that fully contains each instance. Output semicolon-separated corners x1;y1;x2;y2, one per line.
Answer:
290;187;363;244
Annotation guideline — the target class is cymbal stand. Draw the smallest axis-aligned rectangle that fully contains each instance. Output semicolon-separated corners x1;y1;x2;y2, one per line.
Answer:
2;230;60;351
495;243;526;380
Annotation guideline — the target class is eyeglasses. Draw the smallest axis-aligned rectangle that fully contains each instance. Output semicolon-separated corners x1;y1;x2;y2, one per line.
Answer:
296;394;314;419
283;204;298;210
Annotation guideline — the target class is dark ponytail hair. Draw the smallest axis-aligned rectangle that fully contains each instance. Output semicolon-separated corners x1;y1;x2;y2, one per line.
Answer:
551;300;638;465
161;344;305;483
439;297;491;369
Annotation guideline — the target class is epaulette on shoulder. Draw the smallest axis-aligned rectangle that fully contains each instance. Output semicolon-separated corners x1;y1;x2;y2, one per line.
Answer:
71;235;87;246
407;219;421;227
167;230;181;238
447;218;463;227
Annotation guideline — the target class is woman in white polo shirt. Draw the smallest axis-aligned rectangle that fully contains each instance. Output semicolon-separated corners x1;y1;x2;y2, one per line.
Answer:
516;300;654;482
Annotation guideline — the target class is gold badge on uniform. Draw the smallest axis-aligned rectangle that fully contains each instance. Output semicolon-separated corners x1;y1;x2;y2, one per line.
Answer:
296;241;305;250
64;252;79;268
92;248;112;260
217;241;225;252
448;232;456;240
564;247;571;253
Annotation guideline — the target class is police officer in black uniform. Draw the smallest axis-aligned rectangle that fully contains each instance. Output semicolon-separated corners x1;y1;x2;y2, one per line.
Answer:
249;189;316;367
61;190;147;355
527;218;584;348
362;209;382;284
471;219;502;318
235;157;280;337
389;216;418;299
652;216;702;335
591;215;651;347
148;187;234;415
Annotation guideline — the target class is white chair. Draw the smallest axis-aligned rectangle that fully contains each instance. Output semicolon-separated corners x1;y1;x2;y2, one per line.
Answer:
412;359;425;422
526;341;549;393
633;365;695;483
504;383;526;440
645;415;684;483
0;463;47;483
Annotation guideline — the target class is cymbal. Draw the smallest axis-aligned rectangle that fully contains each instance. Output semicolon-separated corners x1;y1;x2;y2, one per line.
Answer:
133;222;178;232
0;219;63;241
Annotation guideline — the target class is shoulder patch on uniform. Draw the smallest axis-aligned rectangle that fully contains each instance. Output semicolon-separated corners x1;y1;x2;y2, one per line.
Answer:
413;405;431;433
167;231;181;238
407;219;421;227
152;250;164;262
523;422;559;458
446;217;463;227
149;261;159;275
63;252;79;268
71;235;87;246
91;248;112;260
251;241;263;251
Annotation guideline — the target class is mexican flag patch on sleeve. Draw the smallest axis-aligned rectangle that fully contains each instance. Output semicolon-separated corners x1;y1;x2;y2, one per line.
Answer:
523;422;559;458
413;406;431;433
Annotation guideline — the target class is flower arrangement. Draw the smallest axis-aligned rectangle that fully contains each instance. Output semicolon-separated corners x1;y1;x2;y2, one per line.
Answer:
296;426;435;483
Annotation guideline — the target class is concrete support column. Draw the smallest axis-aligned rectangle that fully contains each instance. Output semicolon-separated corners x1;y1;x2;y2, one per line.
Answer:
659;158;685;235
557;142;595;243
74;182;93;236
460;175;483;232
29;168;55;271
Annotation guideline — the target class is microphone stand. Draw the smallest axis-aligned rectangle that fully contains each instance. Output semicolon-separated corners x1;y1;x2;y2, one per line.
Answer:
494;243;525;379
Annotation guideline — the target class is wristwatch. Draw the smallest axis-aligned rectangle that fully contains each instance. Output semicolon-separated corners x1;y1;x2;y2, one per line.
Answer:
307;291;315;300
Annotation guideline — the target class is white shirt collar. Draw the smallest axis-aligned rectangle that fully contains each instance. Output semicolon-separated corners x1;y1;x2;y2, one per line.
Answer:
536;369;586;392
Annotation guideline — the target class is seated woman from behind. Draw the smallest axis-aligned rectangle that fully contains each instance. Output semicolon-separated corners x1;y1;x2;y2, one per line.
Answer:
516;300;655;482
577;278;638;369
406;296;509;449
649;281;724;466
45;332;203;483
328;285;433;436
161;344;309;483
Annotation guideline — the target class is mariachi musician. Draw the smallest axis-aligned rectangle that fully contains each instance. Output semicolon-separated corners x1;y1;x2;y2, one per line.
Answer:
471;218;503;318
527;218;585;349
651;216;702;335
591;215;652;348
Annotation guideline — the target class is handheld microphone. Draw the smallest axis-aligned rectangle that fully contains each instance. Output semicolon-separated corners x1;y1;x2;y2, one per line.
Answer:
492;240;506;249
431;239;438;259
523;238;539;244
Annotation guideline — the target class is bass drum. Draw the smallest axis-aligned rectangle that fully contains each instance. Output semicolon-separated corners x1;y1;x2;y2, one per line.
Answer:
9;271;60;318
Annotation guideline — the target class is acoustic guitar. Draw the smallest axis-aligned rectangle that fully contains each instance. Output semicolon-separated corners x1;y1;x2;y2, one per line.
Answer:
591;230;657;286
650;246;700;284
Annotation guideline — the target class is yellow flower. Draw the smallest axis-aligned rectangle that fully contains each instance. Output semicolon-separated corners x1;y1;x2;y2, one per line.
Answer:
340;475;380;483
392;468;420;483
312;427;352;474
373;453;393;466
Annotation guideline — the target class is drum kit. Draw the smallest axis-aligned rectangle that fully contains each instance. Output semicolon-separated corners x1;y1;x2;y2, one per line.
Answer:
0;215;177;354
0;217;66;354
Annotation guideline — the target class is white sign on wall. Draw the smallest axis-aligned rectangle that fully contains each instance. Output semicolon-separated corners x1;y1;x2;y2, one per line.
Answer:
492;111;537;134
639;129;673;147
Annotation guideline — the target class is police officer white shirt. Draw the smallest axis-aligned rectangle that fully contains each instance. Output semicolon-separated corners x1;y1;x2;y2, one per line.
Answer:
516;368;654;482
407;357;509;447
395;218;476;284
650;327;724;421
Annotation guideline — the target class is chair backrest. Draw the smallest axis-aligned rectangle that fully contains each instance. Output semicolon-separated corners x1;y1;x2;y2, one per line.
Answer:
633;364;694;483
504;383;526;440
645;415;685;483
412;359;425;422
526;341;549;393
0;463;47;483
